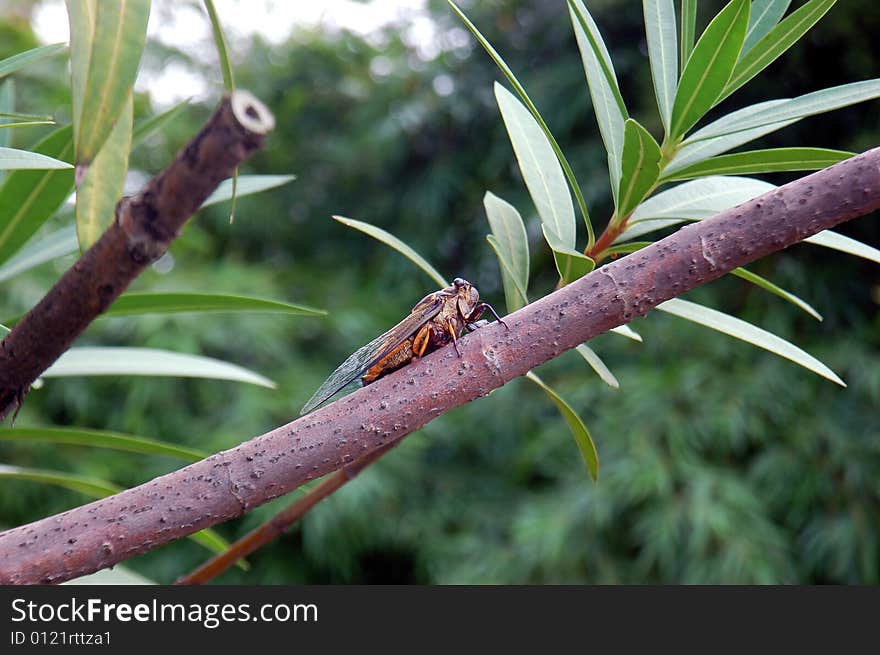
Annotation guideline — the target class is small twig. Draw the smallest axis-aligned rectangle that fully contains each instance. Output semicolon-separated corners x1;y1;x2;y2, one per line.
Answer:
176;443;396;585
0;90;275;420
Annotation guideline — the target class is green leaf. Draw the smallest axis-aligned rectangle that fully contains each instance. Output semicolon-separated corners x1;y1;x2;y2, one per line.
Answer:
680;0;697;69
66;0;96;135
669;0;750;139
0;43;67;79
568;0;629;201
655;297;844;385
487;235;528;312
730;267;822;320
65;566;157;585
72;0;150;164
685;79;880;143
0;225;77;283
667;100;796;172
0;463;121;497
333;215;448;287
42;347;276;388
494;84;576;256
0;147;73;170
201;174;296;208
553;247;595;286
0;125;74;266
617;119;663;218
620;176;775;241
0;463;236;561
0;80;13;149
742;0;792;53
610;324;643;342
203;0;235;91
804;230;880;265
484;192;529;312
722;0;836;101
132;99;190;148
525;371;599;481
0;426;207;461
643;0;678;133
449;1;594;246
661;147;853;182
101;291;325;318
576;343;619;389
75;91;132;249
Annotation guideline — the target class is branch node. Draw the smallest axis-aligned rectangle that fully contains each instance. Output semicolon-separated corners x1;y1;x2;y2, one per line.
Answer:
231;90;275;135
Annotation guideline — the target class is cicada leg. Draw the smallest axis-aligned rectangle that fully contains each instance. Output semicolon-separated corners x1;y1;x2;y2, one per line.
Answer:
411;323;433;357
470;302;508;331
445;318;461;356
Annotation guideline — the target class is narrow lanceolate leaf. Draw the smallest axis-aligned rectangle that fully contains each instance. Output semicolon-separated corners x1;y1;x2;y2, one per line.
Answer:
0;80;13;149
102;292;325;318
0;43;67;79
804;230;880;265
65;567;157;585
685;79;880;143
132;99;190;148
203;0;235;91
730;267;822;320
553;246;595;286
487;235;529;312
568;0;628;201
201;175;296;208
680;0;697;69
333;215;448;287
576;343;619;389
722;0;836;102
661;147;853;182
495;83;576;253
0;225;77;283
526;371;599;481
655;297;844;385
643;0;678;133
484;192;529;312
617;119;662;218
0;147;72;170
0;464;121;497
0;126;74;266
610;324;643;342
620;176;774;241
66;0;97;133
0;464;234;559
450;0;594;244
742;0;792;54
669;0;750;139
43;347;276;388
73;0;150;163
0;427;207;461
667;99;796;172
76;92;132;249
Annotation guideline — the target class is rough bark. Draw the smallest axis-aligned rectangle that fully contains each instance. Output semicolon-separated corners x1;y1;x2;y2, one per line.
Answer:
0;90;275;420
0;146;878;584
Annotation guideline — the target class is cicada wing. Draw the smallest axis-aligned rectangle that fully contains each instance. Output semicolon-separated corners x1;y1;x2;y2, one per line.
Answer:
299;297;444;414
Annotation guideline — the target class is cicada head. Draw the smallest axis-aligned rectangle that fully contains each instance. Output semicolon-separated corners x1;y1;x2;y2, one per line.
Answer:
453;277;480;319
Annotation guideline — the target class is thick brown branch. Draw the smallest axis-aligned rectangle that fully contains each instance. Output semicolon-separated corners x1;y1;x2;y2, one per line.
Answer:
0;90;275;420
175;443;396;585
1;147;878;584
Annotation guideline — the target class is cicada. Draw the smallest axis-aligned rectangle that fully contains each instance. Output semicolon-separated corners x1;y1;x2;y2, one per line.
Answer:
300;278;505;414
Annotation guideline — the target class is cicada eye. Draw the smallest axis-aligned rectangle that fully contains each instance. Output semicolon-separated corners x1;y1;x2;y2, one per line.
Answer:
453;277;467;288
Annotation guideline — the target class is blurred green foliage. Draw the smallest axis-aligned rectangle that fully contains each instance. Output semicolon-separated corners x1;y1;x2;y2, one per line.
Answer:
0;0;878;583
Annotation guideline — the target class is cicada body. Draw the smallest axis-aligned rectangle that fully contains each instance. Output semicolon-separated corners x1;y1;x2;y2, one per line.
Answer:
300;278;504;414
